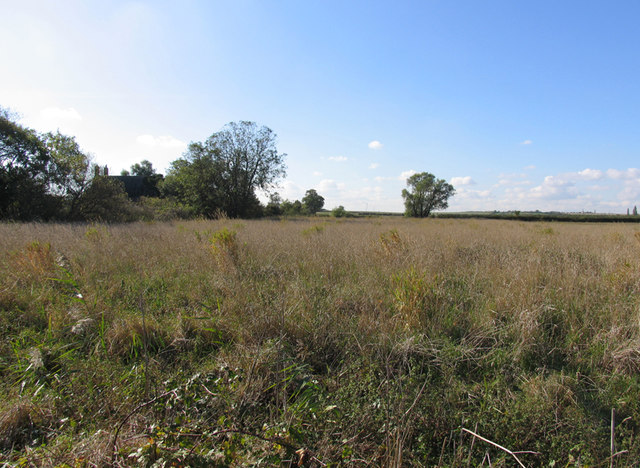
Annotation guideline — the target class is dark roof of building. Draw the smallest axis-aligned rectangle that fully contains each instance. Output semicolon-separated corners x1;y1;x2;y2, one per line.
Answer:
110;175;161;200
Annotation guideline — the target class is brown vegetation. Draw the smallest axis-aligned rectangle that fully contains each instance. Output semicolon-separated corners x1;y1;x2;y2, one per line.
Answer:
1;218;640;465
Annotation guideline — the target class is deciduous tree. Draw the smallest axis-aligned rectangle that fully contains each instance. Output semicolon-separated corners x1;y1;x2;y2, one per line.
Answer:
0;109;54;219
402;172;454;218
164;121;286;218
43;131;93;218
302;189;324;215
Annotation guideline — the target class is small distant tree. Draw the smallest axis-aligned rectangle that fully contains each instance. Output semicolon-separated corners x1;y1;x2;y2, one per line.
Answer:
282;199;303;216
129;159;156;177
302;189;325;215
331;205;347;218
264;192;283;216
402;172;455;218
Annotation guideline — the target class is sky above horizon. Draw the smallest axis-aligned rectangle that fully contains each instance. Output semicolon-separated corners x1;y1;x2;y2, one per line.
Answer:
2;0;640;213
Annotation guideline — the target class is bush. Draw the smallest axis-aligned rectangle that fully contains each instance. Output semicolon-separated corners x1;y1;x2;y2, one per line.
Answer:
331;205;347;217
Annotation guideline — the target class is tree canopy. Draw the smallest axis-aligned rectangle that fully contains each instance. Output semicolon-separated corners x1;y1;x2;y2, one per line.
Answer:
1;109;55;219
43;131;94;218
302;189;325;214
0;107;132;221
122;159;157;177
402;172;455;218
163;121;286;218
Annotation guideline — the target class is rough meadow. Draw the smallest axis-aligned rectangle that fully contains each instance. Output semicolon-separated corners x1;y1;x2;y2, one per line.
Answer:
2;218;640;466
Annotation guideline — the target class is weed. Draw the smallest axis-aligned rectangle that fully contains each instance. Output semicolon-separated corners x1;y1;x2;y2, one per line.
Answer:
209;227;238;271
379;228;404;255
302;224;325;236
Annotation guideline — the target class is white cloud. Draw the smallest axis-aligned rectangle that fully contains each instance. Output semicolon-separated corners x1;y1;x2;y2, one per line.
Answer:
369;163;379;169
606;168;640;180
368;140;383;150
40;107;82;121
280;180;303;200
328;156;348;162
495;173;530;187
136;134;186;148
317;179;339;192
313;171;323;177
524;165;536;170
529;175;578;200
577;168;604;181
399;169;417;181
521;139;533;145
451;176;476;186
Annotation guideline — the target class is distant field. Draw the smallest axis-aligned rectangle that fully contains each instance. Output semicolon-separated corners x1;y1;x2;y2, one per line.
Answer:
2;218;640;465
321;209;640;223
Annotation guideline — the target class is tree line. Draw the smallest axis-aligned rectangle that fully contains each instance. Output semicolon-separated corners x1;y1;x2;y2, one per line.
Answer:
0;108;329;221
2;105;458;222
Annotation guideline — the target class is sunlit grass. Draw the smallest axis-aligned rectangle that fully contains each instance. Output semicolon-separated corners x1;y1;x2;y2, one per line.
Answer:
1;218;640;465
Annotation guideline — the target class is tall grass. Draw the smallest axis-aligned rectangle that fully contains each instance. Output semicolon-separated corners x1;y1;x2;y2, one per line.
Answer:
1;218;640;465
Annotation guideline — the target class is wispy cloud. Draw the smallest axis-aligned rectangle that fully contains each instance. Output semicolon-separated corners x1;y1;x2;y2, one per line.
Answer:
399;169;417;181
369;163;379;169
451;176;476;186
317;179;346;193
41;107;82;121
524;165;536;170
313;171;323;177
136;134;186;148
577;168;604;180
606;168;640;180
368;140;383;150
328;156;348;162
521;139;533;145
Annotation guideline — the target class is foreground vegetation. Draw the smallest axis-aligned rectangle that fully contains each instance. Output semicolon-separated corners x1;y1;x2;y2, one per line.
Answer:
1;218;640;466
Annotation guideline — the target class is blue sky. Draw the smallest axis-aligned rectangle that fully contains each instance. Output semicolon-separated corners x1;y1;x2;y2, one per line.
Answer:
2;0;640;213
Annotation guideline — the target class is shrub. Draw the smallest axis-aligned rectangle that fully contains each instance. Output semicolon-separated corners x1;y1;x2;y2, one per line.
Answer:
331;206;347;217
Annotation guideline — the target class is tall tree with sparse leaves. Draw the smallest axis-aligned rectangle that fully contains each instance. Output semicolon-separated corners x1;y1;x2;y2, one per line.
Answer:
164;121;286;218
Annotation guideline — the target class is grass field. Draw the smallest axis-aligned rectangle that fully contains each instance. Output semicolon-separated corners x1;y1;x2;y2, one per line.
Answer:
2;218;640;466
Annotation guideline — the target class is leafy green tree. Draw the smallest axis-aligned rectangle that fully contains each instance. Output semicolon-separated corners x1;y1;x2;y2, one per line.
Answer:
164;121;286;218
331;205;347;217
402;172;455;218
281;199;303;216
162;147;225;217
0;108;55;220
209;121;286;217
75;176;134;222
264;192;283;216
129;159;156;177
43;131;93;218
302;189;324;215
